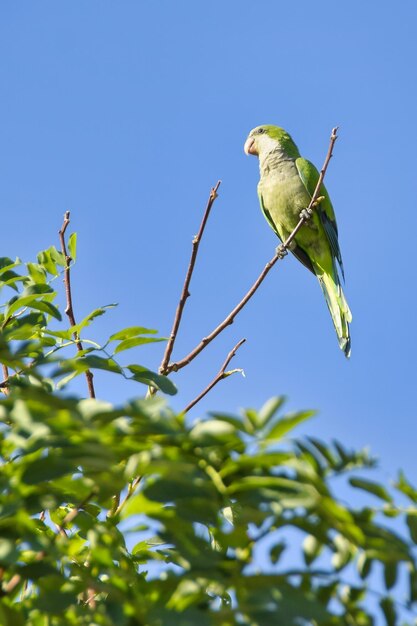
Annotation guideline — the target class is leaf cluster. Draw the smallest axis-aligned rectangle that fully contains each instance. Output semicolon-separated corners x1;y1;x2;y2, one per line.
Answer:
1;386;416;625
0;249;175;396
0;237;416;626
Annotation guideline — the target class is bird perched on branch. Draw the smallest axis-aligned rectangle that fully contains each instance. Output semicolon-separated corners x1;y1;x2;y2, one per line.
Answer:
244;125;351;357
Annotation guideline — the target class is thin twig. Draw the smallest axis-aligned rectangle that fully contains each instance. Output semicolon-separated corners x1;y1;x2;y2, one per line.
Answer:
159;181;221;376
166;127;339;375
84;587;97;608
56;490;96;537
59;211;95;398
183;338;246;413
167;254;280;374
1;365;9;395
112;476;142;518
2;573;22;595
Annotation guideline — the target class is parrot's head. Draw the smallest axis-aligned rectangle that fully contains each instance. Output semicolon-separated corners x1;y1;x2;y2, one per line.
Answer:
244;125;299;159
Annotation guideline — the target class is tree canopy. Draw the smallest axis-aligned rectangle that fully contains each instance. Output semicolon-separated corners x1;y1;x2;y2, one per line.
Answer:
0;222;416;626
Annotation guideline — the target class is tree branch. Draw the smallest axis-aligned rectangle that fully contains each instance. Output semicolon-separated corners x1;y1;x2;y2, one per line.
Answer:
166;127;339;375
59;211;95;398
109;476;142;519
183;338;246;413
1;365;9;395
56;490;96;537
159;181;221;376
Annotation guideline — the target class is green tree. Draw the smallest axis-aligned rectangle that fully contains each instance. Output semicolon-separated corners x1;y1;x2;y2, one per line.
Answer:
0;204;417;625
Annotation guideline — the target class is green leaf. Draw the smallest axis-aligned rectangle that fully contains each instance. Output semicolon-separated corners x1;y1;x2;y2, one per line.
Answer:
319;497;355;524
127;364;177;395
29;300;62;321
110;326;158;341
49;246;66;266
409;568;417;604
379;596;397;626
0;270;22;291
395;471;417;503
384;562;398;590
56;371;80;389
19;562;59;581
270;541;286;564
114;336;166;354
406;513;417;544
21;457;75;484
243;408;258;433
190;420;238;444
69;304;117;336
122;492;172;520
349;477;393;503
78;355;123;374
331;534;353;570
257;396;286;428
0;538;19;564
34;591;76;614
357;553;373;579
37;249;59;275
333;440;351;464
44;328;73;340
263;410;316;441
0;257;20;278
0;604;25;626
227;476;318;508
303;535;323;566
5;293;55;318
68;232;77;261
22;283;54;295
26;262;47;284
208;412;247;433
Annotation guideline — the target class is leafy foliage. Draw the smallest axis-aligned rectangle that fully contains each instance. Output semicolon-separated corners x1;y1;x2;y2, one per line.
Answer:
0;251;175;396
0;237;416;625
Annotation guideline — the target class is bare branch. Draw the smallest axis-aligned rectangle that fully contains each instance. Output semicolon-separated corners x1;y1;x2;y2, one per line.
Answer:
166;127;339;375
84;587;97;608
167;256;279;373
1;365;9;395
57;490;96;534
2;572;25;595
159;181;221;376
183;338;246;413
111;476;142;518
59;211;95;398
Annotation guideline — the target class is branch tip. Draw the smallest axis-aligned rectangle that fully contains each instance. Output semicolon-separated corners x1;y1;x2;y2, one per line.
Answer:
183;337;246;413
157;181;221;377
58;213;96;398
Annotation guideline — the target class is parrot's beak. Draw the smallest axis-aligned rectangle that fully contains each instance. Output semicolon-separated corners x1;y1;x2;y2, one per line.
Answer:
244;136;257;156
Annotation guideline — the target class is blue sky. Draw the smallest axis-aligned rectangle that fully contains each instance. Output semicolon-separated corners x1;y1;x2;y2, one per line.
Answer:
1;0;416;491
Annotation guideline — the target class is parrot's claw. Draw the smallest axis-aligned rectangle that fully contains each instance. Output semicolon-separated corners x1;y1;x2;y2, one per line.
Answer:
276;244;288;259
299;207;313;221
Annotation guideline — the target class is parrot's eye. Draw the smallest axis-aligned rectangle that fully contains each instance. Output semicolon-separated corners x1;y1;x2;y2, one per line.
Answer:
257;128;265;134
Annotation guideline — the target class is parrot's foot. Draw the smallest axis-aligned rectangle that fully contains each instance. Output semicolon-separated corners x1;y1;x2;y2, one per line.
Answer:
299;207;313;221
276;244;288;259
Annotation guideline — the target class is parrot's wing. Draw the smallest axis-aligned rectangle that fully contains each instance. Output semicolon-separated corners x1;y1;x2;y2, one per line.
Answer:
258;187;315;274
295;157;345;280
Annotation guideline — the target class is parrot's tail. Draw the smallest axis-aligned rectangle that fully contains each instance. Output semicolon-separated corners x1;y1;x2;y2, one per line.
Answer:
317;270;352;358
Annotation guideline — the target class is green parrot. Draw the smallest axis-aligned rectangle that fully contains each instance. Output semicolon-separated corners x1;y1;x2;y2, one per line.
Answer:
244;125;352;357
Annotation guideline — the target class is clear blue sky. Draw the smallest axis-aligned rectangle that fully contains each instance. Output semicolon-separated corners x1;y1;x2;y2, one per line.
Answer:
1;1;416;488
